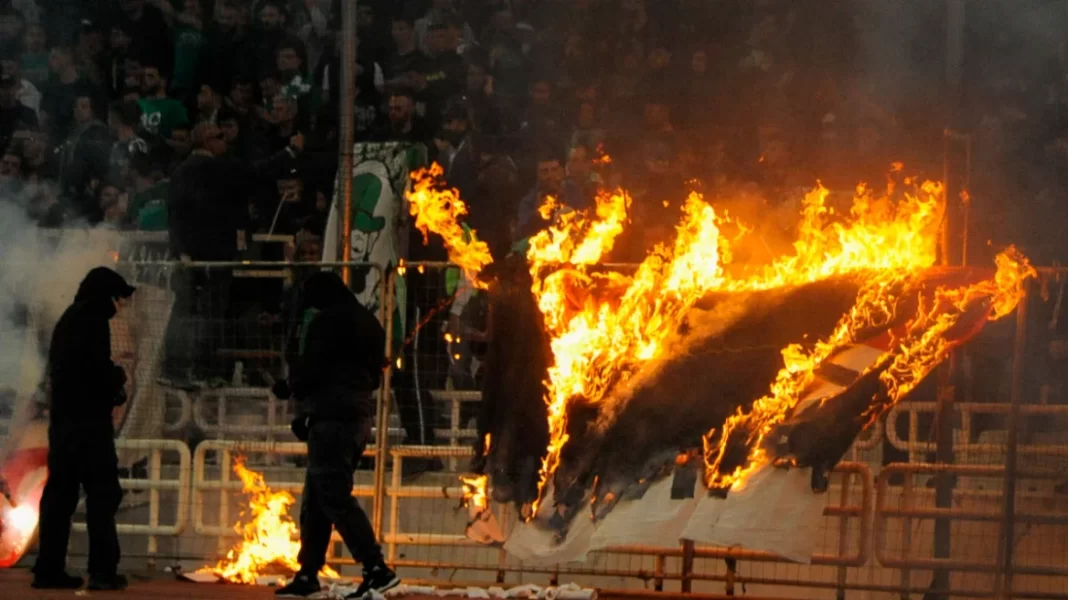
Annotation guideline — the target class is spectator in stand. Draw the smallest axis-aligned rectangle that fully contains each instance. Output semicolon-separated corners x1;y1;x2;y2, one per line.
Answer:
95;183;126;229
0;73;37;152
0;143;23;199
439;97;477;200
41;45;102;141
201;0;254;93
1;49;41;117
570;100;606;150
74;19;107;89
314;35;383;142
166;0;208;100
463;49;507;134
565;143;601;204
56;93;110;222
384;14;430;100
137;59;189;140
218;107;249;159
422;20;466;126
107;98;145;187
353;1;389;67
106;23;134;99
115;0;172;71
0;8;23;52
250;0;289;69
416;0;474;53
378;88;430;144
19;23;48;90
225;75;256;118
195;82;223;124
125;148;168;230
515;150;587;241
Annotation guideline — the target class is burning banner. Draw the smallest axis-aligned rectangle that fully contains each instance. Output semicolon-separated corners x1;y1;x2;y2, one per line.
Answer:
408;164;1034;562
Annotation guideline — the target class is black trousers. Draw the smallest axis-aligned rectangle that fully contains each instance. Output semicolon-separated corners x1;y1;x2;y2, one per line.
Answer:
297;419;384;576
34;420;123;577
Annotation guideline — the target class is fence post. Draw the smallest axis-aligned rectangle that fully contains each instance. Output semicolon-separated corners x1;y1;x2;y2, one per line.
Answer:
680;539;695;593
372;269;396;538
997;282;1029;599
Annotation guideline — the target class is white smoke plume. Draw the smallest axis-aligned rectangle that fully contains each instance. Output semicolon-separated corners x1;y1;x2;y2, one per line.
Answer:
0;198;122;405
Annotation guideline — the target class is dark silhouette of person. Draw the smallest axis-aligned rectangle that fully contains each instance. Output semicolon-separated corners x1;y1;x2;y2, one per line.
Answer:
33;267;135;591
273;272;399;599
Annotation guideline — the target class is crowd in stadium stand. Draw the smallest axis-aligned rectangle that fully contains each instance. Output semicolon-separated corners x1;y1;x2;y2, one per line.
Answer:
3;1;1068;457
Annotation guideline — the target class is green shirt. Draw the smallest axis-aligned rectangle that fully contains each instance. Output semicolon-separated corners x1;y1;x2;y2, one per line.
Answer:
172;26;205;93
138;97;189;139
21;52;49;89
127;181;169;230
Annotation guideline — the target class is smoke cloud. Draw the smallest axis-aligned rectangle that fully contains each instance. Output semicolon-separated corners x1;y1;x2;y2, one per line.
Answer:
0;198;121;415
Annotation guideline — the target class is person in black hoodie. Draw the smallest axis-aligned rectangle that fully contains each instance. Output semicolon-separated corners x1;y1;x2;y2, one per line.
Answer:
33;267;135;592
273;272;400;599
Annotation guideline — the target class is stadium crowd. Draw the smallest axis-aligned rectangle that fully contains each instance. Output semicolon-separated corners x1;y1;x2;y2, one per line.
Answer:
2;0;1068;459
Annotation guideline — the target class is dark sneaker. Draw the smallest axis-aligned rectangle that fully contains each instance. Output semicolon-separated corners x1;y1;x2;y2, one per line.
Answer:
346;565;400;599
275;573;321;597
31;572;83;589
87;573;128;591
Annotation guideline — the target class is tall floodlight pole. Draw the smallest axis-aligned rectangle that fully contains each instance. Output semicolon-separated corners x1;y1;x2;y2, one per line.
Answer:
338;0;357;284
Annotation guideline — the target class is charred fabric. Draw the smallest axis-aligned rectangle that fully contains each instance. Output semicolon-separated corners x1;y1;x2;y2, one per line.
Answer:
473;261;995;535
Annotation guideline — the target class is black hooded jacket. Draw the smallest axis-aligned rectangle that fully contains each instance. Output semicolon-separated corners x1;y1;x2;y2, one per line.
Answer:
288;272;386;422
49;267;135;424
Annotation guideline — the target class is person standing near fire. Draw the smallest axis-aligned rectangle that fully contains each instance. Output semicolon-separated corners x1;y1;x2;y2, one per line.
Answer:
32;267;135;591
273;272;399;599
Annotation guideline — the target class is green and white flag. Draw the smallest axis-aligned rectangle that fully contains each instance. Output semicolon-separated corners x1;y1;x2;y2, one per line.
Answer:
324;142;427;352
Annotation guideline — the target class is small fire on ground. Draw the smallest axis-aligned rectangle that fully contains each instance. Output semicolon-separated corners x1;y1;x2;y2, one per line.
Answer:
198;457;338;584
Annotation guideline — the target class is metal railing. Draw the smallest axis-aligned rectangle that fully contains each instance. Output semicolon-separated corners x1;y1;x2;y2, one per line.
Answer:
71;439;190;566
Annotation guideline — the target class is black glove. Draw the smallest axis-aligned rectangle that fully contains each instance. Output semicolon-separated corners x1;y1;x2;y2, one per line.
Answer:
290;416;309;441
272;380;292;400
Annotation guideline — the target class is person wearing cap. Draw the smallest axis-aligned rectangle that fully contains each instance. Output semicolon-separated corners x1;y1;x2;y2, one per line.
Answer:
33;267;136;591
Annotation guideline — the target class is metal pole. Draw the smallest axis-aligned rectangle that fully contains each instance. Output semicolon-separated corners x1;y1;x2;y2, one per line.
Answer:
372;270;396;539
338;0;357;284
931;130;960;600
997;283;1029;599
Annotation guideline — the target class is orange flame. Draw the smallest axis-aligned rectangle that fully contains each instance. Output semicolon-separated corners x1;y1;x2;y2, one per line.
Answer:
404;161;1026;512
408;165;494;289
703;247;1034;489
460;474;489;512
201;458;338;584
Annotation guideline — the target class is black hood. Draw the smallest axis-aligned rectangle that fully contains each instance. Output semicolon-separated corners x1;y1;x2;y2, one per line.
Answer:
74;267;136;317
302;271;355;311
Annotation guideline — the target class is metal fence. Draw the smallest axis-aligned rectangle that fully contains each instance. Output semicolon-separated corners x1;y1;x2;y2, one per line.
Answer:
3;250;1067;598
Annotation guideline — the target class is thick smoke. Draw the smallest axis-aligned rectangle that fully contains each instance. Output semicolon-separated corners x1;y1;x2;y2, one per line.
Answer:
0;199;121;417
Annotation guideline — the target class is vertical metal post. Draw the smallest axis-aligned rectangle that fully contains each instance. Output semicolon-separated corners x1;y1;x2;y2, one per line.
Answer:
338;0;357;284
372;270;396;538
680;540;695;593
997;283;1029;599
931;142;959;599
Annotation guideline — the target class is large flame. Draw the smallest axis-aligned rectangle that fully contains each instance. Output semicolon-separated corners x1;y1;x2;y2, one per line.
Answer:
408;165;494;289
201;458;338;584
525;179;944;513
703;247;1035;489
406;163;1027;516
